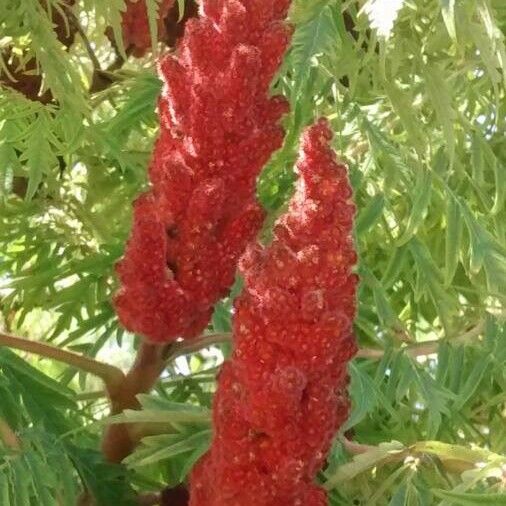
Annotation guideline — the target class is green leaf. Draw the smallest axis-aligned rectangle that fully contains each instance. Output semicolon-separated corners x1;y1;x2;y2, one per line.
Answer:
409;238;456;330
0;473;9;505
22;4;87;115
0;349;75;411
94;0;128;60
145;0;160;56
176;0;186;22
444;196;463;285
324;441;405;489
460;200;506;295
384;81;425;156
440;0;457;41
0;141;17;197
397;170;432;245
212;301;232;333
356;194;385;235
66;445;136;506
344;362;379;429
361;114;412;177
423;64;456;166
19;118;57;200
414;440;502;464
290;0;332;24
108;408;211;426
452;355;491;411
432;490;506;505
104;73;161;144
177;442;209;482
124;430;211;468
24;453;54;506
137;395;212;414
389;483;407;506
491;159;505;215
361;266;400;329
291;6;338;91
10;458;31;506
381;245;408;288
408;360;454;436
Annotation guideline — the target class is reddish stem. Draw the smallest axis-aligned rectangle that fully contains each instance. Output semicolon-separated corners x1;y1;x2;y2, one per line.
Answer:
101;341;170;462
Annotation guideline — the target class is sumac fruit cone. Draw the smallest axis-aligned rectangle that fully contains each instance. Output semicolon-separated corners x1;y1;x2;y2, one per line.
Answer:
114;0;293;343
190;119;358;506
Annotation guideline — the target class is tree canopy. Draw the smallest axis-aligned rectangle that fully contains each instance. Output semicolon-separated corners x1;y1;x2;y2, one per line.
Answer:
0;0;505;504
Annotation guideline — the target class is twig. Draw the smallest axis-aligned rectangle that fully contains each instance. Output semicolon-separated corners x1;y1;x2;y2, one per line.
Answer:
357;319;485;360
162;321;485;364
0;417;21;451
76;369;219;402
165;333;231;363
89;57;126;95
341;436;376;455
0;332;125;389
73;334;229;404
355;347;385;359
66;320;487;406
76;389;105;401
3;319;481;465
66;10;101;71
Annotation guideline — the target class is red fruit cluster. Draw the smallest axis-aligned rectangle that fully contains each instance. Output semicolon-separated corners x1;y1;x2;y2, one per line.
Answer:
190;119;358;506
114;0;292;342
120;0;175;57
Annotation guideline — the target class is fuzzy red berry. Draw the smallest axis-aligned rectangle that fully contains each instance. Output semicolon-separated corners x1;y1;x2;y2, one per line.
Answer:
189;119;358;505
114;0;292;342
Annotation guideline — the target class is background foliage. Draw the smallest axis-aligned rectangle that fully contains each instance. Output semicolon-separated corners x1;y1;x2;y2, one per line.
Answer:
0;0;505;504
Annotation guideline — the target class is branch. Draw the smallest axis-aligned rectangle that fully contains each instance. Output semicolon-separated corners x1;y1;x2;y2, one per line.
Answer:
165;333;231;363
66;9;101;71
0;332;125;390
101;341;171;463
64;4;126;97
94;320;484;463
341;436;376;455
100;333;229;463
358;319;485;360
67;320;486;406
0;417;21;451
162;320;485;364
